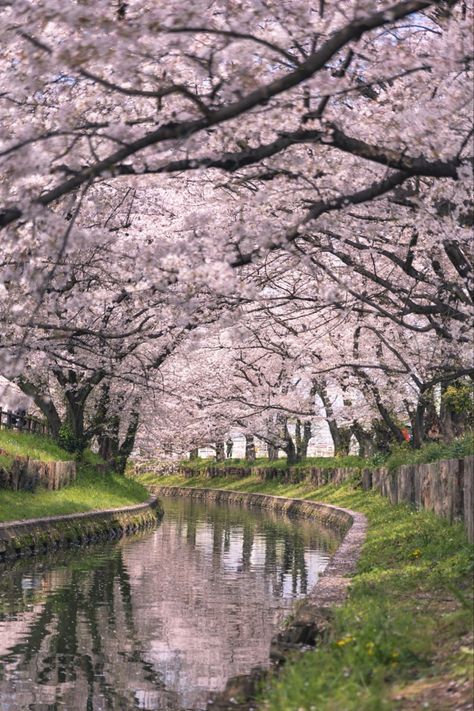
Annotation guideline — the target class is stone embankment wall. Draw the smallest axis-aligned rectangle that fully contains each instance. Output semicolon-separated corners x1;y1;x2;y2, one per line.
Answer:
160;456;474;542
154;486;366;608
155;485;355;534
0;497;162;561
0;454;76;491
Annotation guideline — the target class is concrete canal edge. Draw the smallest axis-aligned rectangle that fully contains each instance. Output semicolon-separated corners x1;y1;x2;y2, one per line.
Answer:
153;485;367;710
154;485;367;605
0;497;163;561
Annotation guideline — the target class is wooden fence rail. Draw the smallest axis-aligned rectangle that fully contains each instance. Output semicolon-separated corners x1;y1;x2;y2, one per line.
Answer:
0;408;50;436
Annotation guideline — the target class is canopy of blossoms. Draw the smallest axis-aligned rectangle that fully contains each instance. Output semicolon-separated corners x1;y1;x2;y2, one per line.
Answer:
0;0;472;463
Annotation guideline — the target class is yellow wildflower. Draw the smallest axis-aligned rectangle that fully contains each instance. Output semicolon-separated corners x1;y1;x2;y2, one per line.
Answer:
335;635;354;647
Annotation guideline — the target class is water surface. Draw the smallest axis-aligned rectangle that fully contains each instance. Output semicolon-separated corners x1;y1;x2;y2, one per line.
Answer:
0;497;341;710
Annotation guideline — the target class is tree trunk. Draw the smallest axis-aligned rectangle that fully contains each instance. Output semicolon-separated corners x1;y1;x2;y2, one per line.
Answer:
284;435;297;466
411;391;440;449
215;440;225;461
267;442;279;460
115;410;140;474
371;419;399;454
189;448;199;460
55;366;105;453
15;377;62;438
313;379;352;456
424;393;441;442
245;434;256;461
295;419;312;460
373;399;405;445
440;396;457;441
62;394;88;453
412;399;426;449
98;434;115;462
226;438;233;458
280;419;297;464
357;374;405;447
439;382;469;441
351;421;375;458
97;412;120;463
334;426;352;456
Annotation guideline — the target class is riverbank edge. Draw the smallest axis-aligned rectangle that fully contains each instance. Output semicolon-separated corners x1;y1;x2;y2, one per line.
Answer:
154;484;367;606
0;497;163;561
154;485;367;709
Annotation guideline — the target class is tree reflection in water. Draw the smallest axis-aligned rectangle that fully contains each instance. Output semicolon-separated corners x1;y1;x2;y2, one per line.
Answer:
0;498;340;710
0;543;178;710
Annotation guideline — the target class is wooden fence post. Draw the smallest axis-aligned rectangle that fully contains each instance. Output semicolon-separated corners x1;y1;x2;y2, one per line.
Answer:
463;456;473;543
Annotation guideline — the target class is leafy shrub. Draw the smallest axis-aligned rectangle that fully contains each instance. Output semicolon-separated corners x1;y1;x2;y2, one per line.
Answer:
58;423;87;454
384;432;474;470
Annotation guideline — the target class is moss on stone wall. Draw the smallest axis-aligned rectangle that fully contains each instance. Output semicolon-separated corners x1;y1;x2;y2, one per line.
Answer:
0;499;162;560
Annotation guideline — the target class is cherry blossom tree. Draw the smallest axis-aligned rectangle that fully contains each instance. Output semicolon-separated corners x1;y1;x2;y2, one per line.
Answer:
0;0;472;467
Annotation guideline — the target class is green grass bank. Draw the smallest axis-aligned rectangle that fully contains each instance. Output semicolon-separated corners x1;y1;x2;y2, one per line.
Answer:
167;432;474;475
0;430;149;522
138;471;474;710
0;428;72;469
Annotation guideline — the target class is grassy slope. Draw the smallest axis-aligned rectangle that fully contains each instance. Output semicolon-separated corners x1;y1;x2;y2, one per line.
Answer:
0;431;149;522
138;471;474;710
0;428;72;468
173;454;367;472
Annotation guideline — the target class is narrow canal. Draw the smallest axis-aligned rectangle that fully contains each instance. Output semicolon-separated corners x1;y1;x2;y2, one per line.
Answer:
0;497;342;710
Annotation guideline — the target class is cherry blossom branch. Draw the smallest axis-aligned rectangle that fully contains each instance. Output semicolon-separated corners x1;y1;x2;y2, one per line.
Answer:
113;126;461;179
0;0;437;229
163;26;300;66
231;170;411;266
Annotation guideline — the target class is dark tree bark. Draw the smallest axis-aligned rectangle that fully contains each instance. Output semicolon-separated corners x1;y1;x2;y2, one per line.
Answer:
439;382;470;441
98;431;117;462
215;440;226;461
312;380;354;456
17;370;99;452
114;410;140;474
351;421;375;458
284;433;297;466
335;426;352;456
267;442;279;460
64;396;87;450
375;401;405;445
411;398;426;449
295;419;312;460
278;417;297;465
356;374;405;447
92;382;117;461
245;434;256;461
410;390;440;449
94;391;140;473
16;377;62;438
52;366;105;453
